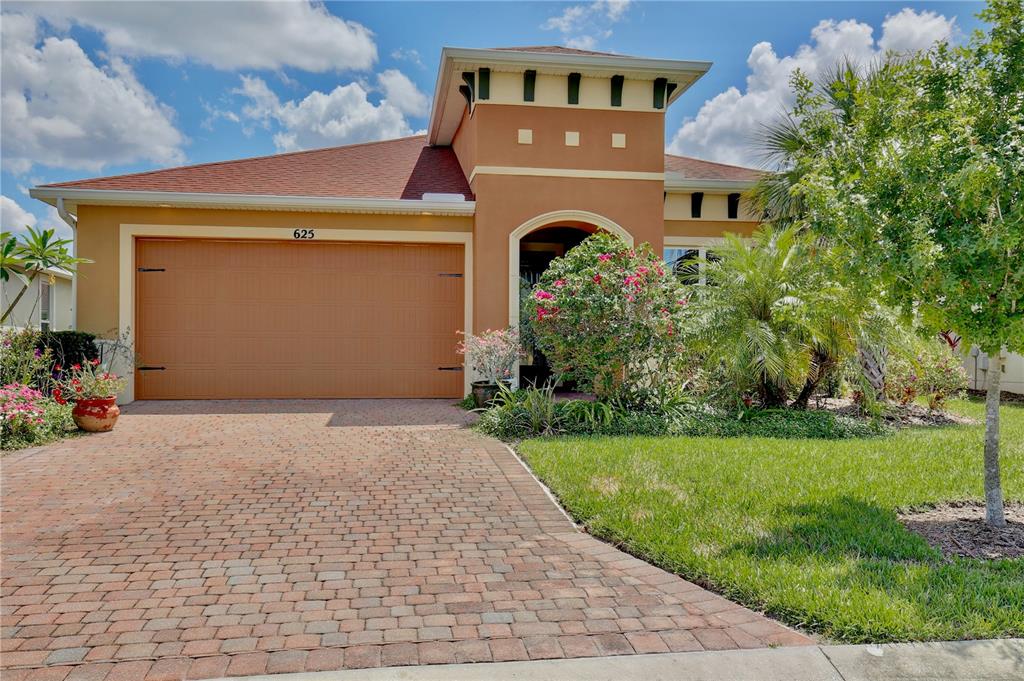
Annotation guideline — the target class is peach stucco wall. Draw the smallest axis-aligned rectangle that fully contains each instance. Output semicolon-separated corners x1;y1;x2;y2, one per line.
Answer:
470;104;664;173
73;205;473;337
470;174;664;332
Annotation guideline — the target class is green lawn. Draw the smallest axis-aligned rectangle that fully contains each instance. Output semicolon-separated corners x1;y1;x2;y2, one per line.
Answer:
519;399;1024;643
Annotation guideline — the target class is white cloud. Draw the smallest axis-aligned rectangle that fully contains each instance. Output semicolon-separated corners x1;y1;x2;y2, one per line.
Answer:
667;9;956;167
542;0;631;50
20;1;377;72
2;195;37;232
1;195;69;240
234;76;418;152
377;69;430;117
878;8;957;53
1;13;185;174
391;48;425;69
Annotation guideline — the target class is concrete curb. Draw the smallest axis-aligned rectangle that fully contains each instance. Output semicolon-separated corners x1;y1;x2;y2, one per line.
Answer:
211;638;1023;681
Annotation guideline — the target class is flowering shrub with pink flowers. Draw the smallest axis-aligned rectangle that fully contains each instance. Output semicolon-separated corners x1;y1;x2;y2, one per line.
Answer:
1;383;46;436
524;232;689;402
53;358;127;402
457;328;522;385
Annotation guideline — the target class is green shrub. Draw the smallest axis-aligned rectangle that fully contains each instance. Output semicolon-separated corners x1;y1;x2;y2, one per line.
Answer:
524;232;688;402
672;408;890;439
1;328;52;389
886;338;968;411
0;391;76;451
36;330;98;369
476;383;562;439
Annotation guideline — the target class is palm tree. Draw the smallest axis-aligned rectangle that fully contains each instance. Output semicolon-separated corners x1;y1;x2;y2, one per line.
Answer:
686;226;847;408
752;60;891;399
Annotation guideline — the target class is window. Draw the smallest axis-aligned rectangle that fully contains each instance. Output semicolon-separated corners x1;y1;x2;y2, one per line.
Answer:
39;281;52;331
610;75;624;107
727;193;741;219
523;70;536;102
690;192;704;218
664;246;717;285
567;73;581;105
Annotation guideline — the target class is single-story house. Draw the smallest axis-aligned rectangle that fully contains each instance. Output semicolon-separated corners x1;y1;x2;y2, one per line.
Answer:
30;45;761;402
1;266;74;332
964;348;1024;396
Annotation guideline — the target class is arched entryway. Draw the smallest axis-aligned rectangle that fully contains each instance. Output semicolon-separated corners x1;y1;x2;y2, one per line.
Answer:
508;210;633;385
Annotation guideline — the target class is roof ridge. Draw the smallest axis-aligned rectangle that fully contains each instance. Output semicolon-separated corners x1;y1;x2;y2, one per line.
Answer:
42;135;429;188
663;152;762;173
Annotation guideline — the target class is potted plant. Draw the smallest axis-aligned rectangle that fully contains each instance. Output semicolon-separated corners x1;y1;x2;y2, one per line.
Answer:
457;328;522;407
53;359;127;432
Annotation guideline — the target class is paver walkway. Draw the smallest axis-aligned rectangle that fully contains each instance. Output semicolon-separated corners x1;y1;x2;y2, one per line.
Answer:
1;400;811;680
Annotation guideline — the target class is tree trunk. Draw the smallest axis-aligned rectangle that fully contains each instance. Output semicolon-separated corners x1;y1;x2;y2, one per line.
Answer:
793;352;836;410
984;351;1005;527
858;343;887;399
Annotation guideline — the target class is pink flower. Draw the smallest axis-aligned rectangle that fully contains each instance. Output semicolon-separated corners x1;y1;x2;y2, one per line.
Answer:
592;274;602;283
553;279;566;288
598;253;612;262
625;294;635;302
534;290;554;301
637;266;649;275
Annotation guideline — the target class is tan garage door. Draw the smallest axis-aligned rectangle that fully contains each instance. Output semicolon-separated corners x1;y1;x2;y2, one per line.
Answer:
135;238;465;399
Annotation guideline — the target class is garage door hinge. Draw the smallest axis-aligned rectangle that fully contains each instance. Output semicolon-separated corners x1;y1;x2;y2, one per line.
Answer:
138;366;166;371
438;272;463;277
437;366;464;371
137;267;166;272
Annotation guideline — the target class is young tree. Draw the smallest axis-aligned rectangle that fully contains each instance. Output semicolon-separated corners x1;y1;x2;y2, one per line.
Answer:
774;0;1023;525
1;227;89;325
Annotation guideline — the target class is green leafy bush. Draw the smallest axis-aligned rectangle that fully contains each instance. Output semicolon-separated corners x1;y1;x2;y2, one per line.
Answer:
0;385;75;450
524;232;688;402
886;338;968;410
37;331;98;369
476;386;888;441
672;408;890;439
1;328;52;390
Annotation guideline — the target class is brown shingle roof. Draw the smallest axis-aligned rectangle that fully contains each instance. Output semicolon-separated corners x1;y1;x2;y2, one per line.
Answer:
664;153;762;182
40;136;760;200
41;135;474;201
489;45;625;58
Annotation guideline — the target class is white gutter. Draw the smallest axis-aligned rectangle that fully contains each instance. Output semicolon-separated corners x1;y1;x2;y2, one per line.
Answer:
56;197;77;329
31;188;477;216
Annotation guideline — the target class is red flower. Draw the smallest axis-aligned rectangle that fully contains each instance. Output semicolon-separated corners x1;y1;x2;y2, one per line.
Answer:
53;364;62;372
90;358;100;366
534;289;554;301
592;274;602;283
53;388;66;405
598;253;612;262
72;363;81;370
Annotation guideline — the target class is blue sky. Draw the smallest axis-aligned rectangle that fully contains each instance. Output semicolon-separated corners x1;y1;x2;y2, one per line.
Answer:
1;1;985;236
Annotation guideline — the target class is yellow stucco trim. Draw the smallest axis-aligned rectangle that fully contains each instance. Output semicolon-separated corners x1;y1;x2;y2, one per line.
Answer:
117;224;473;403
470;166;665;183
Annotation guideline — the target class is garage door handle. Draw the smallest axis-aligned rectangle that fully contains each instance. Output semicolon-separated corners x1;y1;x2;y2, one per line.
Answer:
437;366;463;371
138;366;166;371
438;273;463;278
137;268;166;272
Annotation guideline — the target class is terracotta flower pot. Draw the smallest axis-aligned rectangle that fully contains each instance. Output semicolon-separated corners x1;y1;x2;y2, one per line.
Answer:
72;396;120;432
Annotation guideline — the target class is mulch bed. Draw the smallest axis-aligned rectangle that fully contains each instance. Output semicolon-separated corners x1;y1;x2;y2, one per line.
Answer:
817;397;977;427
900;502;1024;560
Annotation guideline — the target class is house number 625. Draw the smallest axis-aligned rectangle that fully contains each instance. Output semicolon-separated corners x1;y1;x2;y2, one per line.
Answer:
293;229;315;239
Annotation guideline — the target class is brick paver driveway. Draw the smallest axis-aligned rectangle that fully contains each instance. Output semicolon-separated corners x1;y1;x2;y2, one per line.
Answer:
1;400;811;680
